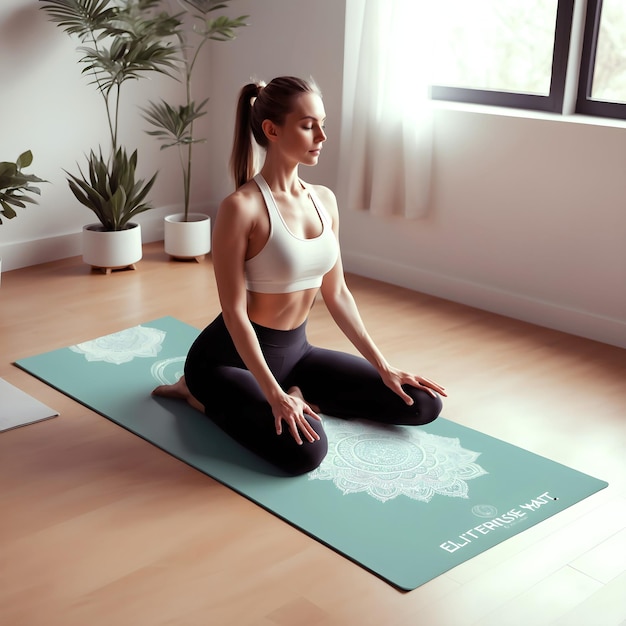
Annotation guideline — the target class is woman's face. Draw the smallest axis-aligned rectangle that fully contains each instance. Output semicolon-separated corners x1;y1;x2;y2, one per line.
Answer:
272;93;327;166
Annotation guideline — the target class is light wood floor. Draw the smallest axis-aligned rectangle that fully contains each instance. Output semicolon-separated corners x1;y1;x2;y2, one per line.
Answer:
1;242;624;626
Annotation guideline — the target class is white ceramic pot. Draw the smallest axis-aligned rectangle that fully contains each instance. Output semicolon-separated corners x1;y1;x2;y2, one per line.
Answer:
82;222;142;273
164;213;211;260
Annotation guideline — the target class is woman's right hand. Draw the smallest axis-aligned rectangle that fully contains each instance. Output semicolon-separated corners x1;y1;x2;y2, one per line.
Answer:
271;389;322;445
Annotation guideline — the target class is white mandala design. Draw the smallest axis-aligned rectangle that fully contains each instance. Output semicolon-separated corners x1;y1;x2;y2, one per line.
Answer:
70;325;166;365
309;418;487;503
150;356;186;385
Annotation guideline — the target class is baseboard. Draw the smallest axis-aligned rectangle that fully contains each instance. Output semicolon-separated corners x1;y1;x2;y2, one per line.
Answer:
343;251;626;349
0;204;209;272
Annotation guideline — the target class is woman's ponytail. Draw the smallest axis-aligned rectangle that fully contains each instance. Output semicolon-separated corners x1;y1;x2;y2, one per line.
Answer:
230;83;262;189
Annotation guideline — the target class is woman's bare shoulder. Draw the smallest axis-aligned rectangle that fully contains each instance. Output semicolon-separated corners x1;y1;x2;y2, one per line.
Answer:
308;183;339;220
307;182;336;203
218;180;264;222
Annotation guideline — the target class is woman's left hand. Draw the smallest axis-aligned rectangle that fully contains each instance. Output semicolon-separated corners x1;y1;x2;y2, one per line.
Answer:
380;366;447;404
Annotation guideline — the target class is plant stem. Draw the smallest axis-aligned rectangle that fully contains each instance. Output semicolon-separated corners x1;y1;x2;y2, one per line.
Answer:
113;84;121;154
180;27;209;221
178;143;189;216
87;28;116;156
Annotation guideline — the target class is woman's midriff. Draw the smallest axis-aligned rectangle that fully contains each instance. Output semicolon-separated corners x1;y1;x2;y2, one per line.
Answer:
246;288;319;330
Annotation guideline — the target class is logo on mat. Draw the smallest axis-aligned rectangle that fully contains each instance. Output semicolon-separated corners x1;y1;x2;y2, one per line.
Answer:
471;504;498;518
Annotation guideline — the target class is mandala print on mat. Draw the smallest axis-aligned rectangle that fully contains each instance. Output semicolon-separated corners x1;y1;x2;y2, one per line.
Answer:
151;356;186;385
70;325;166;365
309;418;487;503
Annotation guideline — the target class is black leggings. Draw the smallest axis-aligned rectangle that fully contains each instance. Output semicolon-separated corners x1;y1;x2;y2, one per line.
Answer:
184;314;442;475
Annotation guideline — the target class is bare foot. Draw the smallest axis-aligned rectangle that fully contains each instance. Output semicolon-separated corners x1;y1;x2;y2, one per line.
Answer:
152;376;205;413
287;386;321;414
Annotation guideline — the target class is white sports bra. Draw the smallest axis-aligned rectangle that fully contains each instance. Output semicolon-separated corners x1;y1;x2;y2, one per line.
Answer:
245;174;339;294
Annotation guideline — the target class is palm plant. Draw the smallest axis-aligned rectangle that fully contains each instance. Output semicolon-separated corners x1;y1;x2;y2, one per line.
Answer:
142;0;248;221
0;151;46;225
40;0;181;230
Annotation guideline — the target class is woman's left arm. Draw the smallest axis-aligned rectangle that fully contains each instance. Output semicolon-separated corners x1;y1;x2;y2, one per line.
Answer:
317;187;446;402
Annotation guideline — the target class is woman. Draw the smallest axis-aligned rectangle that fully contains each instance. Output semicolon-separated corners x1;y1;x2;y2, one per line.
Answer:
153;76;445;475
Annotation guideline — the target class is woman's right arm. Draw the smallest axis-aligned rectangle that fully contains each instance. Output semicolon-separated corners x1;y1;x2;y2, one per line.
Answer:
211;194;320;444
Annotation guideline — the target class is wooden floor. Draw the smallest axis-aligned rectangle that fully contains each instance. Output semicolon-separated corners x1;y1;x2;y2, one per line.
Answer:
1;242;624;626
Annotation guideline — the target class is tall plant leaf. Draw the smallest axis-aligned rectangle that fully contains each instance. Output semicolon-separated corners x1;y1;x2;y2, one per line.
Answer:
40;0;116;39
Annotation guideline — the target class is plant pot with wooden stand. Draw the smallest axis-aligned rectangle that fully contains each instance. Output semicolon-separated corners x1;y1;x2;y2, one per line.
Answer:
82;222;143;275
67;147;156;274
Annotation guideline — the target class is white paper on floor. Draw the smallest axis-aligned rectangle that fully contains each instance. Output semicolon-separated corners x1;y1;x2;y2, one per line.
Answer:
0;377;58;432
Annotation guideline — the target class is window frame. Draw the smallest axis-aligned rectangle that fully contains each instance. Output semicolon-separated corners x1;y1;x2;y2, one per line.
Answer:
430;0;575;114
576;0;626;119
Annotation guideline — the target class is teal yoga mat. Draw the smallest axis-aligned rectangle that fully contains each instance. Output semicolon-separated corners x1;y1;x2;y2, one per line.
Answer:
15;317;608;590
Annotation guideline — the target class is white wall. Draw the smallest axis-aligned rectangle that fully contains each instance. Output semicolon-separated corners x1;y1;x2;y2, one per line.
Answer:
2;0;624;348
341;106;626;348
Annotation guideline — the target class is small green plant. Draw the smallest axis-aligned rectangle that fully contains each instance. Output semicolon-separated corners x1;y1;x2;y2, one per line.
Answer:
0;151;46;225
66;147;156;231
142;0;248;221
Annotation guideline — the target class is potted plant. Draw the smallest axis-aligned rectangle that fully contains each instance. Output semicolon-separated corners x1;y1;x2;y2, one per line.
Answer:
41;0;180;273
142;0;247;261
0;150;46;284
0;150;46;225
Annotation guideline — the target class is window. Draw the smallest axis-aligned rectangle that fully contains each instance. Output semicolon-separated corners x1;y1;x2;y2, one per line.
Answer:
577;0;626;119
430;0;626;121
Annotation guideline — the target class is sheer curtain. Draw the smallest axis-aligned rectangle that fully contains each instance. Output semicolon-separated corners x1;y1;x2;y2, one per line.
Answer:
339;0;434;218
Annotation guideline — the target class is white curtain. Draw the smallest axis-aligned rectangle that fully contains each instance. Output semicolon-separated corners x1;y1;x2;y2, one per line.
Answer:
339;0;434;218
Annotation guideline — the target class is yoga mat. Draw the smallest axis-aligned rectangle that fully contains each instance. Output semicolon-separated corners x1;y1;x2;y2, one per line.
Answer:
15;317;608;590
